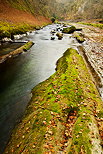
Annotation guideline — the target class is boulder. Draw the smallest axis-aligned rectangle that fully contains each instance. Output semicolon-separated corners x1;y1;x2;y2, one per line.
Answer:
51;37;55;40
73;32;85;43
62;26;76;34
56;32;63;40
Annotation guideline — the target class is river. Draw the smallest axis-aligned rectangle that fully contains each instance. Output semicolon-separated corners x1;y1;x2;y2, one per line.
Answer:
0;24;79;153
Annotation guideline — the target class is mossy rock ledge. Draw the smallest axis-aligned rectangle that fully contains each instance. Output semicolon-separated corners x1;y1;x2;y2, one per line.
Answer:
4;48;103;154
62;26;76;34
0;41;34;63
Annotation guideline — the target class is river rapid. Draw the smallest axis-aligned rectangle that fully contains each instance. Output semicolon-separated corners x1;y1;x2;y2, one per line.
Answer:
0;24;80;153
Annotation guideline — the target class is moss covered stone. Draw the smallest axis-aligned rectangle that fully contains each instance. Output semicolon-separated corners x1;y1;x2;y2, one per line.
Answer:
4;48;103;154
73;32;85;43
62;26;76;34
56;32;63;40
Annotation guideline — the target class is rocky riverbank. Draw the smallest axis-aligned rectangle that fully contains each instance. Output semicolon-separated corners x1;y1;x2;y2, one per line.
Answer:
4;48;103;154
67;22;103;99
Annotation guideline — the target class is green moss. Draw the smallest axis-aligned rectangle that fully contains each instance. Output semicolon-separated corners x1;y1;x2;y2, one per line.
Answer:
23;41;34;51
78;22;103;29
4;48;103;154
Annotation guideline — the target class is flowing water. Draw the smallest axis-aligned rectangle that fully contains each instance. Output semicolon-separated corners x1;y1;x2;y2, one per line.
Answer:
0;24;79;153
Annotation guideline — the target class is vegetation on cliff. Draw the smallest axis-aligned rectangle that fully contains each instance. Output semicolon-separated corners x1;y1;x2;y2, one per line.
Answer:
5;48;103;154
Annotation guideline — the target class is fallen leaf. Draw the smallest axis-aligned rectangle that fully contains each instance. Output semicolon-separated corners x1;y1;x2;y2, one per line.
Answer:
44;144;49;149
43;121;47;125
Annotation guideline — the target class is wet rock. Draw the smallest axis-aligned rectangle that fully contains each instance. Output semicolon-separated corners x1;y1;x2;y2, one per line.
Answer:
62;26;76;34
56;27;61;31
10;33;15;41
76;28;82;31
51;37;55;40
51;30;56;34
56;32;63;40
35;26;41;30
